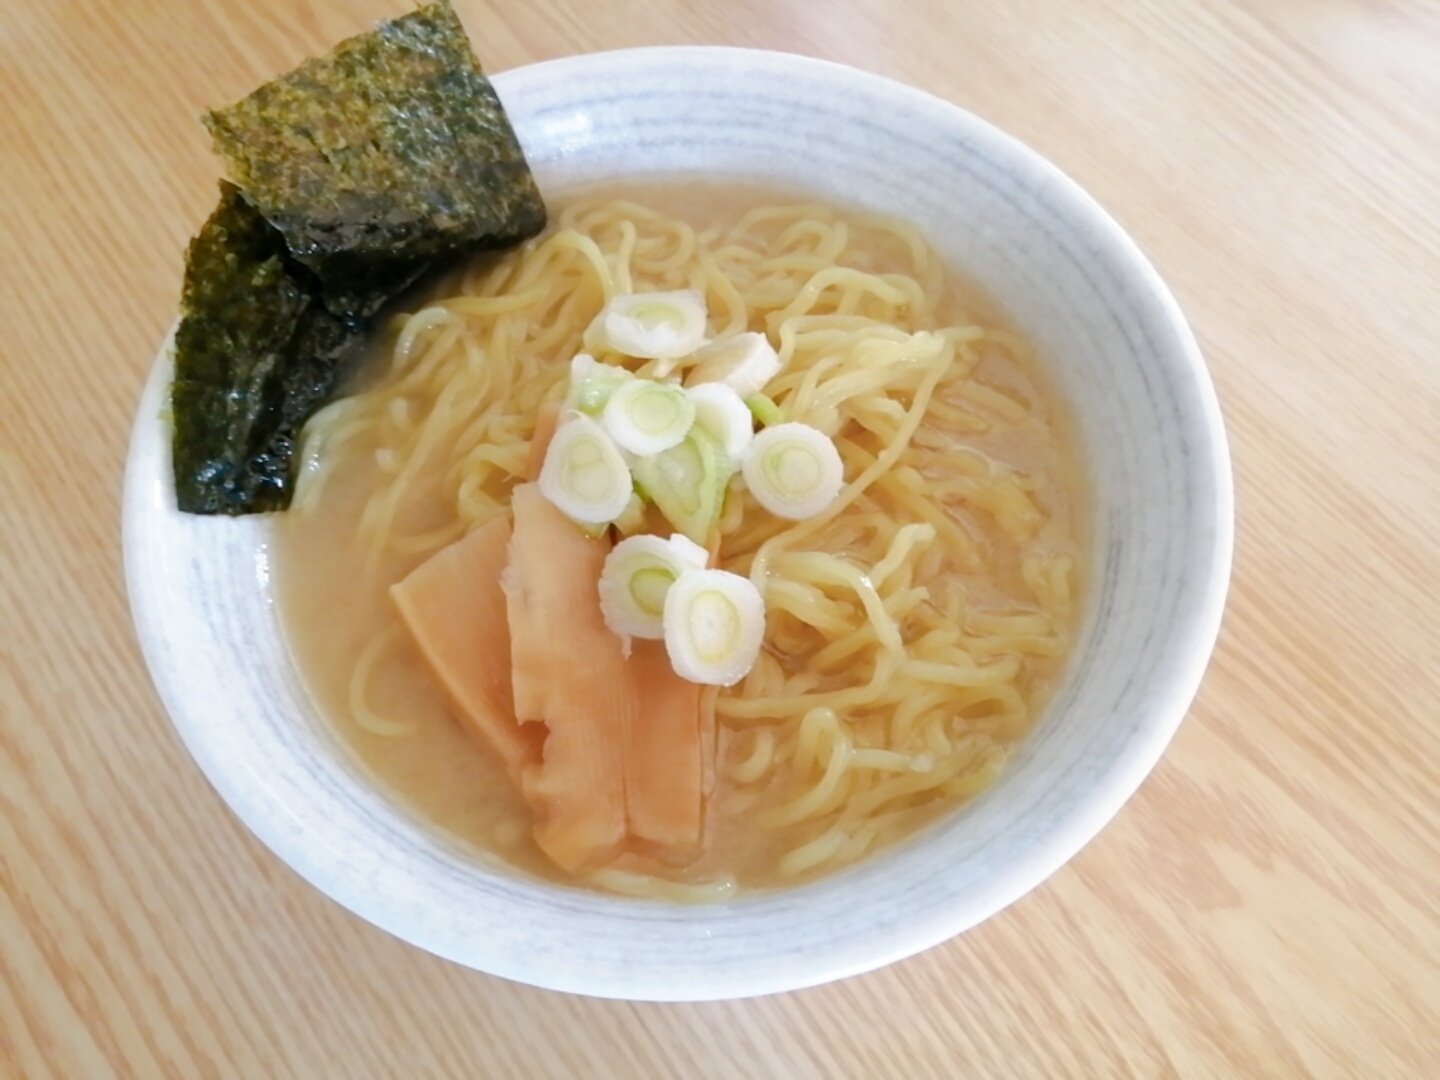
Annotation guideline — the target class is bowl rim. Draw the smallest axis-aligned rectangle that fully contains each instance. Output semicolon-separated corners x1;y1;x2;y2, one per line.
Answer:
124;44;1233;1000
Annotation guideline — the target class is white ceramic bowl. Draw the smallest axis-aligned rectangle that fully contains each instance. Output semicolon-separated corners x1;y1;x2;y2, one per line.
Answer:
124;47;1232;1000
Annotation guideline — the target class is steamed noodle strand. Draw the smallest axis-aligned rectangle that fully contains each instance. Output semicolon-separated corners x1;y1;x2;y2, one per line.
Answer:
294;192;1079;894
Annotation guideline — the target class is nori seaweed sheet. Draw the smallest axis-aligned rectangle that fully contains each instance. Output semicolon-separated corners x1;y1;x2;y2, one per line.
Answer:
172;0;547;514
172;183;365;514
203;0;546;318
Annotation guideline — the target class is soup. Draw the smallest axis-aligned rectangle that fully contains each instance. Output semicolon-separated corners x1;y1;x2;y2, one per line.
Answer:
274;181;1085;900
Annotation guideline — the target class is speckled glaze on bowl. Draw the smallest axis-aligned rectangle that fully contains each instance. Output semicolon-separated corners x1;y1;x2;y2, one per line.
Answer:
124;47;1232;1001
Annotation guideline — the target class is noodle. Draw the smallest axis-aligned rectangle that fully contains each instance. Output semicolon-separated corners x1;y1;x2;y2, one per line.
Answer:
728;728;777;784
289;187;1082;895
347;625;416;738
588;868;738;903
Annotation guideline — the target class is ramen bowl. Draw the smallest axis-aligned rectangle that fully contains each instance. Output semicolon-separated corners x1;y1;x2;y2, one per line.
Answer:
124;46;1232;1000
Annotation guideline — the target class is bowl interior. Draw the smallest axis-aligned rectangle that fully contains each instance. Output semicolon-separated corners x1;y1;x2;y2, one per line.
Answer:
124;47;1231;1001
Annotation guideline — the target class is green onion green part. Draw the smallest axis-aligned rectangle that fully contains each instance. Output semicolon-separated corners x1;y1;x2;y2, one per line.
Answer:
631;425;730;546
569;352;634;415
743;393;784;428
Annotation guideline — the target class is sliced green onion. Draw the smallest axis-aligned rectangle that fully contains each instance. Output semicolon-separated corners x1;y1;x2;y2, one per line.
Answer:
598;533;710;642
631;425;729;546
686;382;754;467
611;493;647;537
741;421;844;520
538;413;634;525
592;290;709;361
602;378;696;456
569;352;634;415
663;568;766;686
743;392;784;428
685;332;782;397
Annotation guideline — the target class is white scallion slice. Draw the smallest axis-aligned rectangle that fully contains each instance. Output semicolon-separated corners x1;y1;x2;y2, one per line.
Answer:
741;421;844;520
631;425;729;546
538;413;634;525
685;332;782;397
663;569;766;686
602;378;697;456
593;290;709;361
599;533;710;642
569;353;634;415
686;382;754;467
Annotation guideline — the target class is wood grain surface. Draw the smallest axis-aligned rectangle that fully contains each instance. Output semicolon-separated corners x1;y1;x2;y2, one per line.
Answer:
3;0;1438;1076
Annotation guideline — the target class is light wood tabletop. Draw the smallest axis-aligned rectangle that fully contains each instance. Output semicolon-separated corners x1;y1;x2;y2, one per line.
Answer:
3;0;1438;1076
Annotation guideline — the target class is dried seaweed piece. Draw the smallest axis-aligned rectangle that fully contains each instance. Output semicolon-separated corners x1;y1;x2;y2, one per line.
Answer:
172;2;548;514
172;183;365;514
203;0;546;317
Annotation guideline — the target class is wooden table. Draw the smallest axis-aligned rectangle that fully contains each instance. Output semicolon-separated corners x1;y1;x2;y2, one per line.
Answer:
4;1;1437;1075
